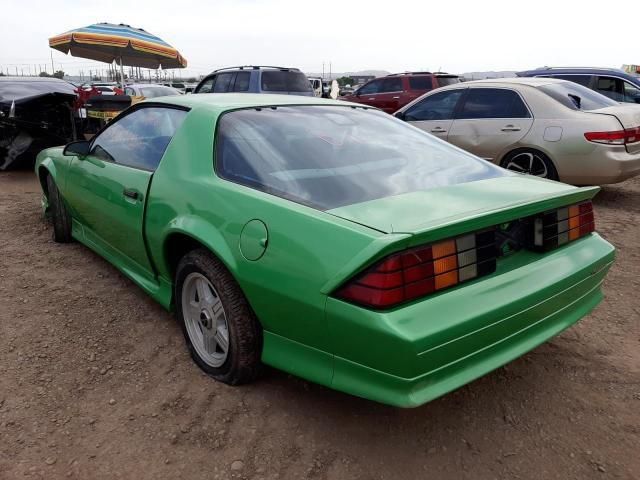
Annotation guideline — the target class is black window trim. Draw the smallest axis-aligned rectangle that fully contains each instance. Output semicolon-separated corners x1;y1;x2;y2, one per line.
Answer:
358;78;385;95
454;87;533;120
87;102;190;173
195;75;216;94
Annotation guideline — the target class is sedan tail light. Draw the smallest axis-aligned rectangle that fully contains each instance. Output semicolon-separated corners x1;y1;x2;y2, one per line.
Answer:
335;229;497;309
584;127;640;145
532;201;595;251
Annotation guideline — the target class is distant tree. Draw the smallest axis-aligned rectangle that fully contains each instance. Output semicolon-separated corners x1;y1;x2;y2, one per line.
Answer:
39;71;51;77
92;75;101;81
52;70;65;79
337;76;354;86
0;72;5;76
186;77;197;83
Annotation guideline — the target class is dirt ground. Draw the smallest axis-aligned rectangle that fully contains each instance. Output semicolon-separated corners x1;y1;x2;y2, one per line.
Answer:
0;170;638;480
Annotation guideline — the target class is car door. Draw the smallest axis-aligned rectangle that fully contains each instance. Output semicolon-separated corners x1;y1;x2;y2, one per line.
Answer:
402;89;466;140
195;76;215;93
593;76;625;102
447;87;533;162
622;79;640;104
65;106;188;278
372;77;405;113
352;78;384;108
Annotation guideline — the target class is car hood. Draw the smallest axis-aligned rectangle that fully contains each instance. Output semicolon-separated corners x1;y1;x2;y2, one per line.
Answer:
327;176;592;234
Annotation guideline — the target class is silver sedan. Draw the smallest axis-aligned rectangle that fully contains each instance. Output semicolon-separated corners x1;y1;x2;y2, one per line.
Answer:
394;78;640;185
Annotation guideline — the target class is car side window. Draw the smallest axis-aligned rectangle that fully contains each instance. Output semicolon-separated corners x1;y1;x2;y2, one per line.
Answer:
233;72;251;92
196;77;215;93
90;107;188;171
595;76;624;101
409;76;432;91
404;90;465;121
552;74;592;87
623;81;640;103
457;88;531;119
213;73;235;93
358;79;382;95
124;87;135;96
380;77;403;93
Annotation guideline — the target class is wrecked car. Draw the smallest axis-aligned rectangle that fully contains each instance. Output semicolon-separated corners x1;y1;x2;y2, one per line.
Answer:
0;77;77;170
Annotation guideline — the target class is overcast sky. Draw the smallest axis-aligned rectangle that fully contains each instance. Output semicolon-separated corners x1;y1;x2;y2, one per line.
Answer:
0;0;635;78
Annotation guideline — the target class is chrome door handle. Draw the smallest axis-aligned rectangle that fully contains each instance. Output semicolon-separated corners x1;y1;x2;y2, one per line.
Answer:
392;96;400;99
431;127;447;133
367;97;375;100
501;125;521;132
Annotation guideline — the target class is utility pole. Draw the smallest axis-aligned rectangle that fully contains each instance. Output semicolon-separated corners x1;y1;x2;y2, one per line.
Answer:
50;50;55;74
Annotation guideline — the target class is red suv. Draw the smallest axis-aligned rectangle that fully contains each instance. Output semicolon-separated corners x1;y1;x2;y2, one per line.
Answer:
340;72;460;113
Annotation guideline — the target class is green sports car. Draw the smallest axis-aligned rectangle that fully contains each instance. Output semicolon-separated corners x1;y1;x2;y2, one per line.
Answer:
35;94;615;407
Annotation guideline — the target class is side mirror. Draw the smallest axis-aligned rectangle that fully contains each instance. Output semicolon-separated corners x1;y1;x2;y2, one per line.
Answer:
394;111;406;120
634;96;640;104
63;140;90;157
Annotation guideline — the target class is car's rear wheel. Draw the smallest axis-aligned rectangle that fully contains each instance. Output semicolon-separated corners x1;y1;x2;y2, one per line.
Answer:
46;174;73;243
175;249;262;385
501;149;559;181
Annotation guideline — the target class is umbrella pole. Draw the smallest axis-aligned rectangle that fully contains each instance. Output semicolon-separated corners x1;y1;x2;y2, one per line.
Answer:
119;56;125;89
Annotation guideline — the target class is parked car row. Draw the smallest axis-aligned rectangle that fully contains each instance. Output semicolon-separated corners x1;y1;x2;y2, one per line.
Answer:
393;78;640;185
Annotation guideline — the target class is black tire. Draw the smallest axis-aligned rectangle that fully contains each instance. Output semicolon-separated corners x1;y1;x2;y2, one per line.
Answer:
500;149;559;181
46;174;73;243
175;248;262;385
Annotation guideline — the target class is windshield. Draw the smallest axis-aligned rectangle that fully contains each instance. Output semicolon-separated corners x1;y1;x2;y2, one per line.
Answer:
261;71;312;92
139;86;180;98
215;106;507;210
537;82;618;110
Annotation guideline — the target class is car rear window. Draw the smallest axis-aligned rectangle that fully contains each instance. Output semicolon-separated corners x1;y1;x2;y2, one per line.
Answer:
261;71;312;93
215;106;507;210
139;86;179;98
435;76;460;86
537;82;618;110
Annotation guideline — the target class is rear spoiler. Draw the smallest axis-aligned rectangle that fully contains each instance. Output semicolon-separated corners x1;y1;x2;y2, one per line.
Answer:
320;185;600;294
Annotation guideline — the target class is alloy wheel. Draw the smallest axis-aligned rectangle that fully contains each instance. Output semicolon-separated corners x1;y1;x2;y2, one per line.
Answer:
505;152;549;178
181;272;230;367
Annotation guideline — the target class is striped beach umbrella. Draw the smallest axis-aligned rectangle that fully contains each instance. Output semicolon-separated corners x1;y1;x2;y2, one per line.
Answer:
49;23;187;71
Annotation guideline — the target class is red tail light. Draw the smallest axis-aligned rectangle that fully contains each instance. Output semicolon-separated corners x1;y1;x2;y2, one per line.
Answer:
335;229;497;309
532;201;595;251
585;127;640;145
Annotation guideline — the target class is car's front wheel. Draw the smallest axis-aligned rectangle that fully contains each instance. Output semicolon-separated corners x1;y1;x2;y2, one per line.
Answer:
501;149;559;181
175;249;262;385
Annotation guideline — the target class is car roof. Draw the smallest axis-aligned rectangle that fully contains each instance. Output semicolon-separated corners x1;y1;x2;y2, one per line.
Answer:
517;67;640;81
519;67;627;74
440;77;566;89
127;83;174;88
148;93;363;112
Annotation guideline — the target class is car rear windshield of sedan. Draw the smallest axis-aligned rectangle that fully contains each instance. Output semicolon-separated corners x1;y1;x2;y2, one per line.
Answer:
261;71;312;92
537;82;618;111
215;106;507;210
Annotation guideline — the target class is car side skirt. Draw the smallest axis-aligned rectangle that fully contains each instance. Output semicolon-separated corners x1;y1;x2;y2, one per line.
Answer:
70;219;173;310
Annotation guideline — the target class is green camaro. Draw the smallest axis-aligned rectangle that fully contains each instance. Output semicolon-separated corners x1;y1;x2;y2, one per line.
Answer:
35;94;615;407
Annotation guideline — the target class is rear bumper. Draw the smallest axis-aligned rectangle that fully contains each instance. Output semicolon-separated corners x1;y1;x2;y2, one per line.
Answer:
561;146;640;185
326;234;615;407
